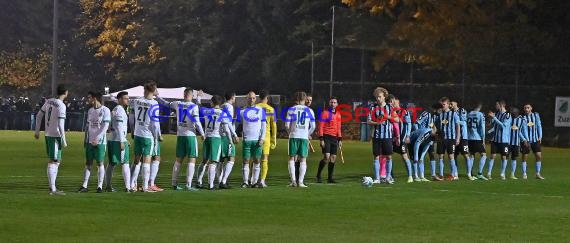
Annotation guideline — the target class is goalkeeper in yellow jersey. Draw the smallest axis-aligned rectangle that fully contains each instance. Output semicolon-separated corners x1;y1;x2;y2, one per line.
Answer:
256;90;277;187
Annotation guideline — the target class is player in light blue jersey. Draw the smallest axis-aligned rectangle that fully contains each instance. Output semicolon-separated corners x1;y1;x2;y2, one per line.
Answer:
521;103;544;179
435;97;460;180
415;103;443;181
507;108;529;180
466;102;489;180
452;101;474;180
409;126;437;182
487;99;512;180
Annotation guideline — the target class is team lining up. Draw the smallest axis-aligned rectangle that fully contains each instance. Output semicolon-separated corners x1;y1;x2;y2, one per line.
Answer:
34;83;544;195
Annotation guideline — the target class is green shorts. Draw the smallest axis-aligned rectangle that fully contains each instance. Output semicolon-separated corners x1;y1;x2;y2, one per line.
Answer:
203;137;222;162
107;141;130;164
85;143;106;163
134;136;153;157
243;140;262;160
44;136;63;161
221;136;235;158
288;138;309;157
176;136;199;158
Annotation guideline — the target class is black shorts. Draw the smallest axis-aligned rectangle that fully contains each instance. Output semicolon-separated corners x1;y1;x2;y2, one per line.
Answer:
428;144;435;154
393;142;408;155
321;135;339;155
491;142;509;156
372;138;393;156
437;139;456;155
468;140;486;154
509;145;520;160
521;142;541;154
454;139;470;155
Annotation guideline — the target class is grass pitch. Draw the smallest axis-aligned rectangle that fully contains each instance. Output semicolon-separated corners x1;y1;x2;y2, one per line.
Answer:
0;130;569;242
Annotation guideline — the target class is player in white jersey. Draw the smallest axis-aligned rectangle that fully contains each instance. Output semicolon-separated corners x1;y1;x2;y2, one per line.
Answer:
34;85;69;195
130;82;160;192
201;95;234;190
156;88;205;191
285;91;316;188
77;91;111;193
235;92;266;188
106;91;132;192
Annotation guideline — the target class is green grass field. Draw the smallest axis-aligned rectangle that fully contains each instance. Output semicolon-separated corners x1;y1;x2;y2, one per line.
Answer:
1;130;569;242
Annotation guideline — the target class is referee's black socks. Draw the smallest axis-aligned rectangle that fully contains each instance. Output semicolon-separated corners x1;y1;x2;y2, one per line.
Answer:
327;162;335;181
317;159;326;179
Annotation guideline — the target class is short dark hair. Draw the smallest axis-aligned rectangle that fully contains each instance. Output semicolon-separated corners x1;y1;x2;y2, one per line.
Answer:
294;91;307;102
184;87;193;97
224;92;236;101
439;97;450;103
386;94;396;103
89;91;103;103
329;96;339;102
117;91;128;100
144;81;157;92
473;102;482;110
211;95;224;106
57;84;67;96
432;103;443;110
259;90;270;100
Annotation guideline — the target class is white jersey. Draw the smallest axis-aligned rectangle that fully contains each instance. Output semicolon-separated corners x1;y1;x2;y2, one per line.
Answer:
160;99;204;137
131;98;158;138
240;106;266;141
109;105;128;142
204;108;231;138
85;106;111;145
39;98;67;137
220;102;236;137
285;105;316;139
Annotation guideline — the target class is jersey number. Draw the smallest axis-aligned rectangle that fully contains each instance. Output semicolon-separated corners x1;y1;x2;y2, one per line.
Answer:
207;116;218;130
46;107;53;126
467;117;478;128
296;111;306;125
137;107;148;122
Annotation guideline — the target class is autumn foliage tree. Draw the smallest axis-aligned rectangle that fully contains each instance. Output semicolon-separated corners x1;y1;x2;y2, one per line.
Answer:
0;46;50;89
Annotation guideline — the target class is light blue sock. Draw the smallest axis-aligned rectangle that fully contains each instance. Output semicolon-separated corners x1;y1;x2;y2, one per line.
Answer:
500;159;507;175
373;159;380;180
536;161;542;174
450;159;457;177
419;162;425;178
478;155;487;175
522;161;527;174
488;159;495;175
467;157;474;176
511;160;517;176
404;159;412;177
413;163;419;178
439;159;444;177
387;160;393;179
430;160;436;176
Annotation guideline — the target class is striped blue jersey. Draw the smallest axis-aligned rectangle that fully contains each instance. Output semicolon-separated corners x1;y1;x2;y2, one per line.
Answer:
368;103;394;139
467;111;485;141
455;108;468;140
510;116;528;146
435;110;459;140
396;108;412;143
413;110;434;131
523;112;542;143
491;111;512;143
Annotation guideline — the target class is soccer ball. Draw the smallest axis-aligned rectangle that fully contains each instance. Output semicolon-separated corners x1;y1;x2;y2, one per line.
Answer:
361;176;373;187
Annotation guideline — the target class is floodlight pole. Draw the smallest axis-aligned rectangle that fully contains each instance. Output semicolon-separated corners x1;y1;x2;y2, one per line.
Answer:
329;5;335;99
51;0;59;97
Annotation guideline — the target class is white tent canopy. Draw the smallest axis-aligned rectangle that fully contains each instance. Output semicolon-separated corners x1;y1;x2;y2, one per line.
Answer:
104;86;212;100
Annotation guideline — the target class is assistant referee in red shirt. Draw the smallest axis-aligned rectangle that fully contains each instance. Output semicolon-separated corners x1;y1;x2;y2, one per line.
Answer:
317;97;342;183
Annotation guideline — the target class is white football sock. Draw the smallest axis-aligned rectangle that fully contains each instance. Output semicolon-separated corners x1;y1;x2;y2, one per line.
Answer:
217;162;224;184
150;160;160;186
222;161;234;184
172;161;181;186
82;165;92;188
252;163;261;185
122;163;131;190
299;159;307;184
197;162;207;185
288;160;296;184
47;163;57;192
97;164;105;189
131;162;141;188
187;162;195;187
242;163;250;184
208;163;217;188
142;163;150;191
